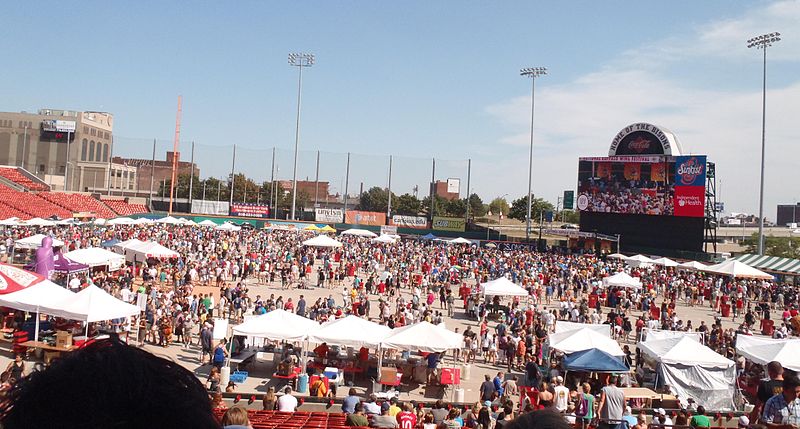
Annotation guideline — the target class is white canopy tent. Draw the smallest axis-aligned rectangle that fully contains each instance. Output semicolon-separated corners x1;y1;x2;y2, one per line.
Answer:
198;219;217;227
107;217;135;225
155;216;182;225
0;280;75;341
548;328;624;356
380;321;462;353
132;217;154;225
602;272;642;289
0;217;20;226
232;309;319;342
677;260;708;271
123;241;180;261
625;254;655;268
22;217;56;227
215;222;242;232
702;259;773;279
92;218;107;226
308;315;391;348
113;238;143;253
15;234;65;249
554;321;611;336
302;235;343;248
480;277;529;297
341;228;378;238
642;328;703;343
652;257;679;267
450;237;473;245
64;248;125;271
371;234;396;244
638;336;735;410
735;335;800;372
45;284;141;323
606;253;628;260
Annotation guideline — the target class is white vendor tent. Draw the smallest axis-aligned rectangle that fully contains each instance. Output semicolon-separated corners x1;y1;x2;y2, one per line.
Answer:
652;257;679;267
123;241;180;261
308;315;391;348
554;321;611;336
15;234;65;249
371;234;396;244
107;217;135;225
341;228;378;238
0;280;74;314
133;217;154;225
215;222;241;231
381;321;462;353
548;328;624;356
64;248;125;271
642;328;703;343
47;284;141;323
302;235;343;248
22;217;56;227
638;336;735;410
480;277;529;297
677;260;708;271
155;216;182;225
232;309;319;342
198;219;217;227
92;218;107;226
602;272;642;289
703;259;773;280
113;238;143;252
625;254;655;267
606;253;628;260
450;237;472;244
736;335;800;372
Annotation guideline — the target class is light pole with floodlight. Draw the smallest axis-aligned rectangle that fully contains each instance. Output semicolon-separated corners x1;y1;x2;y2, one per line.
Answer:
288;52;315;221
747;32;780;256
520;67;547;242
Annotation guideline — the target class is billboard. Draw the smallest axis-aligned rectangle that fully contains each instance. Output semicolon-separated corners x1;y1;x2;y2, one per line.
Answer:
41;120;76;133
315;208;344;223
446;178;460;195
390;215;428;229
432;216;466;232
563;190;574;210
229;202;270;218
577;155;706;219
345;210;386;226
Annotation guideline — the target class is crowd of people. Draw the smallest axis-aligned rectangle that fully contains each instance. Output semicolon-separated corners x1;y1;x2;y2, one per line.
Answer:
0;220;799;428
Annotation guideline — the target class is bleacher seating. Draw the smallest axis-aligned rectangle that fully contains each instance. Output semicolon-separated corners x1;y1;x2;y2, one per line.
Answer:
212;410;350;429
0;167;49;191
101;199;149;216
38;193;117;219
0;186;71;219
0;201;32;219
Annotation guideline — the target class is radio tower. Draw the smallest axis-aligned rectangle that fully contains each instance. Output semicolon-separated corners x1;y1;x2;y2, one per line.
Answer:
168;96;182;215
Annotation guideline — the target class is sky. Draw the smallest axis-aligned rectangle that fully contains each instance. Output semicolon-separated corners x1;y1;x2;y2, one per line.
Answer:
1;1;798;218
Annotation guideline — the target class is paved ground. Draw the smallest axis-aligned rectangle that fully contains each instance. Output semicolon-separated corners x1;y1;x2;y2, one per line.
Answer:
1;263;771;407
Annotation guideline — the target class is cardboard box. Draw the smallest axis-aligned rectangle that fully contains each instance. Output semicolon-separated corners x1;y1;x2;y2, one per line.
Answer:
55;331;72;349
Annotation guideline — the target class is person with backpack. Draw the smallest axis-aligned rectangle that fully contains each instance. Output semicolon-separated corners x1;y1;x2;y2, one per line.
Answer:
576;382;595;429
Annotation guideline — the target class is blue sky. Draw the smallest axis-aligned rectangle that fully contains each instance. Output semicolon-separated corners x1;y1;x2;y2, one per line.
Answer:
2;1;798;216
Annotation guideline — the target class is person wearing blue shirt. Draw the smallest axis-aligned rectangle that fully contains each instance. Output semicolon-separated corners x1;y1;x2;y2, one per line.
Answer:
493;372;505;397
427;352;440;384
341;388;361;414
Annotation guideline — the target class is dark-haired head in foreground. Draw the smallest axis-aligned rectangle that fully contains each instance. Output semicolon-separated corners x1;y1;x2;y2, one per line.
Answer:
0;338;221;429
506;409;572;429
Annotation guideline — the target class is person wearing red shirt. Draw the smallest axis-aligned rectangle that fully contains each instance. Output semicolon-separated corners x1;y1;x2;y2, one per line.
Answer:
396;403;417;429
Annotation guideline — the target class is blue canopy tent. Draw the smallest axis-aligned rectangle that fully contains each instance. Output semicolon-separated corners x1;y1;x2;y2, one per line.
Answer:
563;348;629;372
420;233;437;240
101;239;121;248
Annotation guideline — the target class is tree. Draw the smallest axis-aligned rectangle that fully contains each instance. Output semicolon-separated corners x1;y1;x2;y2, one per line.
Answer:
467;193;486;217
356;187;394;213
743;234;800;259
488;197;510;216
394;193;422;216
508;196;555;222
561;210;580;224
422;194;450;217
445;198;467;217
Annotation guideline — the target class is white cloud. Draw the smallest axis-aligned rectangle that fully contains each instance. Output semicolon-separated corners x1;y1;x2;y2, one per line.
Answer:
482;1;800;218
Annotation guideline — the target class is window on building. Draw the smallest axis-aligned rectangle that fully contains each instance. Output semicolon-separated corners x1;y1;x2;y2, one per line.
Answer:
102;144;108;162
89;140;95;162
95;144;102;162
81;139;87;161
90;128;96;136
83;126;89;133
104;132;109;139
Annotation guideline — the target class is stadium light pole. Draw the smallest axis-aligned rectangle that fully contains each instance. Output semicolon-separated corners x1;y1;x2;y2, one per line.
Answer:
747;32;780;256
288;52;315;221
520;67;547;242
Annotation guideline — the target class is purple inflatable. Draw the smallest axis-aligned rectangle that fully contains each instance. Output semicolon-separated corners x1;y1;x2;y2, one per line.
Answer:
34;236;55;280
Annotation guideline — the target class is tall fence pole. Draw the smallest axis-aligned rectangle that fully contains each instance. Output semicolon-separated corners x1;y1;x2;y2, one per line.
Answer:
229;145;236;207
387;155;393;219
344;152;351;213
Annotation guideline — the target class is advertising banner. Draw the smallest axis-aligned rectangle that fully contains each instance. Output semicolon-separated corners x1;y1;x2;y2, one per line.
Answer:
380;225;397;236
563;191;574;210
673;186;705;217
41;120;76;133
390;215;428;229
432;216;466;232
229;202;270;218
446;178;460;194
345;210;386;226
672;156;706;218
191;200;229;216
674;156;707;187
315;208;344;223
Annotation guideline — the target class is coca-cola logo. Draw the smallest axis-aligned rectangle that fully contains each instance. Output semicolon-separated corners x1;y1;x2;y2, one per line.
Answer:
626;136;651;153
678;158;704;185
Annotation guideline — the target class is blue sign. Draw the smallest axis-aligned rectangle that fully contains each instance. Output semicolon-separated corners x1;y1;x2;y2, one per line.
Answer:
674;156;707;187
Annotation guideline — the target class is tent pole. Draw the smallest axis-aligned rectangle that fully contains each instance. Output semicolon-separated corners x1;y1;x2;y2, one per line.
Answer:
84;321;89;339
34;308;40;343
301;339;308;375
377;345;383;387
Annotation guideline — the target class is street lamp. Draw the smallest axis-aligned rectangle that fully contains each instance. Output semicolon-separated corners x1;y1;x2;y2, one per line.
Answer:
747;32;780;256
288;52;315;221
520;67;547;242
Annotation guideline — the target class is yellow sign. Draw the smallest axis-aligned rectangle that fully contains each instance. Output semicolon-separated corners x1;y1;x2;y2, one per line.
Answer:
432;216;465;232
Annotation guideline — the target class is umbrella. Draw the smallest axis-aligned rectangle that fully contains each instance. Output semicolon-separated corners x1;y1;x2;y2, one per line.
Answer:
319;225;336;232
0;263;45;294
304;224;321;231
420;233;437;240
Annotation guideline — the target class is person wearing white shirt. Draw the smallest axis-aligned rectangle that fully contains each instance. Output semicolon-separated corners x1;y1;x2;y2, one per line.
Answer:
553;376;570;412
68;276;81;291
277;386;298;411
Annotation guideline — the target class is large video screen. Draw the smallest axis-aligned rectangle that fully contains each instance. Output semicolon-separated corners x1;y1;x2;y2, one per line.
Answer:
577;155;706;218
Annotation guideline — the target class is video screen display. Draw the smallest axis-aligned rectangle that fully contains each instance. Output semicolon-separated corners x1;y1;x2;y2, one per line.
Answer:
577;155;706;218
